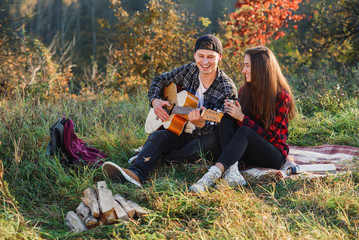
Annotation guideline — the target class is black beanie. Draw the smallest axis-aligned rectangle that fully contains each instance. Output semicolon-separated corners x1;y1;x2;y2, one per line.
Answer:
194;34;223;55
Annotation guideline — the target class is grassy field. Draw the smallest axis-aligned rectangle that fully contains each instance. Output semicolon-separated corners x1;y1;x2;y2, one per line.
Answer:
0;71;359;239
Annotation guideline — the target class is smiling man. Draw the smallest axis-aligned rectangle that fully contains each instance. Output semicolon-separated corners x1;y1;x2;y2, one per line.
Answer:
102;34;237;187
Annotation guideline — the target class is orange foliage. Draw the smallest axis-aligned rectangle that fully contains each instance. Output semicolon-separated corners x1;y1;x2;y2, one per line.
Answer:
224;0;305;50
0;30;74;99
108;0;198;95
217;0;305;82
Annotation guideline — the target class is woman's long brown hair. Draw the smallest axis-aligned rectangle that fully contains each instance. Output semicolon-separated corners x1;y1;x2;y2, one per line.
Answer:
239;46;296;129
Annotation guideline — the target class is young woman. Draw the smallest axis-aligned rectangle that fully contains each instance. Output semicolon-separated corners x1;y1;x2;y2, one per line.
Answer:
190;46;296;193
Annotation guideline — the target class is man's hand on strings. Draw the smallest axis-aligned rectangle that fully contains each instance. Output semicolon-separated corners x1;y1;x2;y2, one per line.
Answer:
152;99;171;121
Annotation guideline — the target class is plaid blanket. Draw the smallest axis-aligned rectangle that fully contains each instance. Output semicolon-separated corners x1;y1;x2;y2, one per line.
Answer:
241;144;359;184
287;144;359;171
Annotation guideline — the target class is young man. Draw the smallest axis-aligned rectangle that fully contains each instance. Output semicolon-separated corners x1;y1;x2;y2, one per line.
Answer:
102;34;237;187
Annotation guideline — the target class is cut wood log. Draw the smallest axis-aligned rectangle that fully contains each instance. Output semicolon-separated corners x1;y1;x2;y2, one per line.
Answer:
113;194;136;219
96;181;115;217
84;216;98;228
65;211;88;233
97;180;108;190
107;211;118;224
82;188;100;218
76;202;91;221
128;200;148;218
98;220;105;226
113;200;129;221
100;210;118;224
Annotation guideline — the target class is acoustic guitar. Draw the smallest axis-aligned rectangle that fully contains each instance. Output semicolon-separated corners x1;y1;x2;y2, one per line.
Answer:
145;83;223;136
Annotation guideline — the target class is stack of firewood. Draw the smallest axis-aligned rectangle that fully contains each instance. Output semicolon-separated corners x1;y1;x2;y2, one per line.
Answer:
65;181;148;233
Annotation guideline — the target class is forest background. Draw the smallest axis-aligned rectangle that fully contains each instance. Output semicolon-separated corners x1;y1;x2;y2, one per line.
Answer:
1;0;359;239
1;0;359;98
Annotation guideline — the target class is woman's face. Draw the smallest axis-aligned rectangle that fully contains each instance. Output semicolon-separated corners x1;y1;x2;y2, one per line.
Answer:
242;54;251;83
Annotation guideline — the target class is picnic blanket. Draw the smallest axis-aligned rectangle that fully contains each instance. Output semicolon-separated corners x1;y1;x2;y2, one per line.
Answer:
241;144;359;184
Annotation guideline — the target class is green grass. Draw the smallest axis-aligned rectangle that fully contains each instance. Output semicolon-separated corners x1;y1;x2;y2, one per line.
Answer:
0;82;358;239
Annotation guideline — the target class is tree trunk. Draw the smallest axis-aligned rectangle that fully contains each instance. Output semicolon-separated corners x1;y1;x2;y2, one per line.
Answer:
90;0;96;59
35;0;42;37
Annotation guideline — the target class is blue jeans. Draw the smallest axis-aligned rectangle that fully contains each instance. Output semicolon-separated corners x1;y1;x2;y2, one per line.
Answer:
129;129;220;183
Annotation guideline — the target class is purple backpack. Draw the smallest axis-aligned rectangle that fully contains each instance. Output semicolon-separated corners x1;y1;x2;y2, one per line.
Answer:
46;117;105;167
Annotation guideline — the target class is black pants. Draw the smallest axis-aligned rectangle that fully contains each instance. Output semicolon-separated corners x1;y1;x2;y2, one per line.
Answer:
129;129;220;183
216;114;286;170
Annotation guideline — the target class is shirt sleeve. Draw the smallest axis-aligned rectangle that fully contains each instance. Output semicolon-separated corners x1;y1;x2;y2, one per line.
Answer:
147;64;191;106
238;92;290;143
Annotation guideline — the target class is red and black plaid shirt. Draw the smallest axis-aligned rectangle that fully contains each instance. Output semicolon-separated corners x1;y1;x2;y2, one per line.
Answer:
237;90;290;157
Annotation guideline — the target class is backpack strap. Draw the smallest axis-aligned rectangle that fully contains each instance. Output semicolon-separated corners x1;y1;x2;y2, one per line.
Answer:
46;117;67;156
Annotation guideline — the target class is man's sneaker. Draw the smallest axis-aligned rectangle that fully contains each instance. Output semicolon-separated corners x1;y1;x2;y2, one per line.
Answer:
222;161;247;187
189;166;222;193
128;155;137;164
102;161;142;188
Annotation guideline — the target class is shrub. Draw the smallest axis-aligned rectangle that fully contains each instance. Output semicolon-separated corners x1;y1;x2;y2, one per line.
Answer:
0;27;74;99
106;0;198;95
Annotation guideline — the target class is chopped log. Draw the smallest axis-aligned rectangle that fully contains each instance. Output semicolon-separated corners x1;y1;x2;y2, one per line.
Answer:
96;181;115;217
84;216;98;228
128;200;148;218
76;202;91;220
107;211;118;224
97;181;108;190
113;194;136;219
113;200;129;221
98;220;105;226
82;188;100;218
65;211;88;233
100;210;118;224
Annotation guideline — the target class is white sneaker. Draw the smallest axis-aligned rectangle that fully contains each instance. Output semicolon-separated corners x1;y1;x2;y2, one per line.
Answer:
189;166;222;193
223;161;247;187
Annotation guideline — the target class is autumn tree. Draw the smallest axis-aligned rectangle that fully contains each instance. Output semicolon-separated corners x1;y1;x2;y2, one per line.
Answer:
216;0;306;82
106;0;198;95
306;0;359;66
224;0;305;51
265;0;359;74
0;25;74;98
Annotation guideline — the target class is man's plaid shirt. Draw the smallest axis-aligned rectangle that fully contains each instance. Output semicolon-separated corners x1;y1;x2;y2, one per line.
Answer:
148;63;237;136
238;90;291;157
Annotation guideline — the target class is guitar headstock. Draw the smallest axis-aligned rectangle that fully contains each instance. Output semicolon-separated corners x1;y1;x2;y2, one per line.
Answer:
201;109;223;123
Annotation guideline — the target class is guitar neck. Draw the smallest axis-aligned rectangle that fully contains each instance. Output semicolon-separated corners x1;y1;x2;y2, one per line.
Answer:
170;105;223;123
171;106;197;115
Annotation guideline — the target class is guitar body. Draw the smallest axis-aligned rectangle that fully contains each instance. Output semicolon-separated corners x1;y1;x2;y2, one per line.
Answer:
162;114;189;136
145;83;199;135
145;83;223;135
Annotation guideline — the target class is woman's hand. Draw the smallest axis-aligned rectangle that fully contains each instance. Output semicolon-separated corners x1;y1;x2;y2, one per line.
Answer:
152;99;171;121
224;99;245;121
188;107;206;128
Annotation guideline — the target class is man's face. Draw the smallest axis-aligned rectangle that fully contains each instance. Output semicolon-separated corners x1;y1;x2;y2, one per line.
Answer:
194;49;222;76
